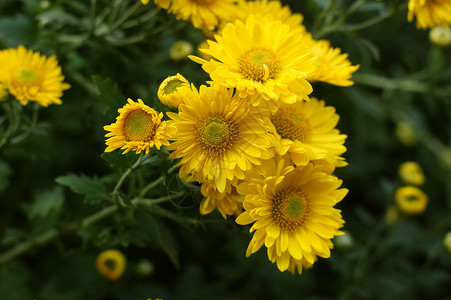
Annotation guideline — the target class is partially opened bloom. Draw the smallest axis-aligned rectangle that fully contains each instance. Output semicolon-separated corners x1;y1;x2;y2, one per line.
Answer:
408;0;451;29
236;158;347;274
269;97;347;172
395;186;428;215
104;98;176;154
190;14;317;106
157;73;191;109
0;45;70;106
168;0;237;31
95;249;127;281
306;38;359;87
167;85;272;193
200;181;243;219
398;161;425;186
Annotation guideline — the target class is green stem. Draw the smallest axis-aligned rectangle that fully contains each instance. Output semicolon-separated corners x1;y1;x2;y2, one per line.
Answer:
89;0;98;35
139;166;177;198
105;0;142;35
352;73;430;93
11;103;40;145
0;98;20;149
112;153;150;207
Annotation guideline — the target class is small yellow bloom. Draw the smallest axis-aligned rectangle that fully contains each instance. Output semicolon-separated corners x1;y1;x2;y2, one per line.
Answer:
395;186;428;215
169;40;193;61
444;231;451;254
398;161;425;186
429;26;451;46
157;74;191;109
0;45;70;106
140;0;150;4
334;231;354;250
104;98;176;154
95;249;127;281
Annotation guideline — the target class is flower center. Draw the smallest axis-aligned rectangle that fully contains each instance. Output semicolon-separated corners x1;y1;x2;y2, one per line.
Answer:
190;0;216;5
104;259;117;272
239;47;280;81
272;186;309;231
271;108;311;142
123;109;157;142
163;79;186;95
197;114;239;156
406;195;420;203
16;67;40;84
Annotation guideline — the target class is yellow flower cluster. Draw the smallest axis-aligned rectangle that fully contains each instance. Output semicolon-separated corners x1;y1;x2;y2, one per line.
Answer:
394;161;428;216
159;0;359;274
0;45;70;106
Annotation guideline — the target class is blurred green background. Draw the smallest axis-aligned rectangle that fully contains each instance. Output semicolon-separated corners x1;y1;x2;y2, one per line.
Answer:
0;0;450;299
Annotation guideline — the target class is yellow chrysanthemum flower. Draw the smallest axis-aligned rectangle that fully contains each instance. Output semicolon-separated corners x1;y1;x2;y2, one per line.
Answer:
306;38;359;87
395;186;428;215
168;0;237;31
157;74;192;109
190;14;317;106
236;157;347;274
429;25;451;46
233;0;305;30
269;97;347;172
200;181;243;219
104;98;176;154
0;45;70;106
398;161;425;186
408;0;451;29
167;85;272;193
95;249;127;281
141;0;150;4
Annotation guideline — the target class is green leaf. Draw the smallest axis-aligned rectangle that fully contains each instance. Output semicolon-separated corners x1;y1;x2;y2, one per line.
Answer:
55;173;110;204
0;15;38;47
101;151;140;170
1;228;27;247
0;159;12;193
28;187;64;219
92;75;124;118
146;215;180;269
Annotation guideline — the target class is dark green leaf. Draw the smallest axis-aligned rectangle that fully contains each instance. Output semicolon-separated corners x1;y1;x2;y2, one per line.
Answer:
55;173;110;204
92;75;125;118
28;186;64;219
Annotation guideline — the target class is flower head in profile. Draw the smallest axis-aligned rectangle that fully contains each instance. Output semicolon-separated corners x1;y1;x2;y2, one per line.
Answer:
398;161;425;186
190;14;317;106
168;0;237;31
306;38;359;87
157;73;192;109
200;181;243;219
95;249;127;281
395;186;428;215
236;157;347;274
269;97;347;172
167;85;272;193
408;0;451;29
104;98;176;154
233;0;305;30
0;45;70;106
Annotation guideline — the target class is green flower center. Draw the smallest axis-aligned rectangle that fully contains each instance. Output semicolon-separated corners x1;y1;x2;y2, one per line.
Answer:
197;114;239;156
271;108;311;142
163;79;186;95
16;67;40;84
239;47;280;82
123;109;157;142
104;259;117;272
272;186;309;231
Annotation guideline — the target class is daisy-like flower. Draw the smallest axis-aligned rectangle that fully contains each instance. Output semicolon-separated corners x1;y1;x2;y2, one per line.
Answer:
0;45;70;106
167;85;272;193
236;157;347;274
95;249;127;281
408;0;451;29
168;0;237;31
233;0;305;29
269;97;347;172
190;14;318;106
200;181;243;219
395;186;428;215
306;38;359;87
157;73;192;109
104;98;176;154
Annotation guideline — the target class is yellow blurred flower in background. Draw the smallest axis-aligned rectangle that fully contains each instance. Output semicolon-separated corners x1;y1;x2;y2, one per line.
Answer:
95;249;127;281
398;161;425;186
0;45;70;106
169;40;193;62
395;186;428;215
407;0;451;29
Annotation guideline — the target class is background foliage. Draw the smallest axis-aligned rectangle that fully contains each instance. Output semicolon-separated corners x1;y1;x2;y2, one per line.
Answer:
1;0;451;299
